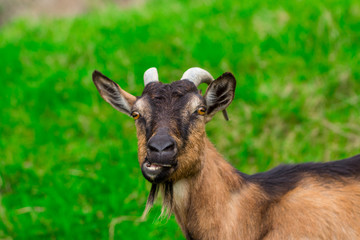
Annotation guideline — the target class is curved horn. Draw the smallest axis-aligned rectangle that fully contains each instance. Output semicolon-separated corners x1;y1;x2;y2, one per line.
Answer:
181;67;214;87
144;67;159;86
181;67;230;121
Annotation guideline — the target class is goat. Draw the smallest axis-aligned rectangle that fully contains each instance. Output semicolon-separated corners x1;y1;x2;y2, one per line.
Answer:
92;67;360;239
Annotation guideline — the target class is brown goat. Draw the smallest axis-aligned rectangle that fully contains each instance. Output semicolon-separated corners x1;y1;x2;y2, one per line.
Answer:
92;67;360;240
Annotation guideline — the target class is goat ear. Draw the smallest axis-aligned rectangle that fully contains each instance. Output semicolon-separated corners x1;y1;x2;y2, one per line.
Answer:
92;70;136;115
204;72;236;122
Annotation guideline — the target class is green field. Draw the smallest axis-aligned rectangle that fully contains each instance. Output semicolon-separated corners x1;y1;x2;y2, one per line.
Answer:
0;0;359;239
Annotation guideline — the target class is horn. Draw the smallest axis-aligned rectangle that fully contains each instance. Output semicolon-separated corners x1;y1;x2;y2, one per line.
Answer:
181;67;229;121
144;67;159;86
181;67;214;87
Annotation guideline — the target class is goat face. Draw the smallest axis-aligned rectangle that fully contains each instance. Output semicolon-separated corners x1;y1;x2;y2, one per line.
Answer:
92;68;236;184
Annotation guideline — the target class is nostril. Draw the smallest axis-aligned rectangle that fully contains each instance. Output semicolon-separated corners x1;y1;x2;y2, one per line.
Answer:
162;142;175;152
147;135;176;154
148;144;159;152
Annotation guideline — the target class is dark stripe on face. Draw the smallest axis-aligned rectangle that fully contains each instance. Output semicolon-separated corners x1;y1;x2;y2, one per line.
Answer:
139;81;204;146
145;124;153;141
176;116;189;142
137;117;146;128
174;93;204;141
145;102;159;141
181;112;202;142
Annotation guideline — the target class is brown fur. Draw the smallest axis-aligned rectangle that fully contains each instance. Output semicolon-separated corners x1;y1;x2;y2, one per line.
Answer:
171;138;360;239
169;118;206;181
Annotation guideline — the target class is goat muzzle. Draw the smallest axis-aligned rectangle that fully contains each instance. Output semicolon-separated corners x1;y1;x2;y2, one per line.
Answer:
142;130;178;183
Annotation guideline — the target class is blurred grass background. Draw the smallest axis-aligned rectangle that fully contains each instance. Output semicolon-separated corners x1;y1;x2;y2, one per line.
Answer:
0;0;359;239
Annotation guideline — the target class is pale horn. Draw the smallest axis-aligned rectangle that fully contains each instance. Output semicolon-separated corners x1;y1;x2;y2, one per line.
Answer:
181;67;214;86
181;67;229;121
144;67;159;86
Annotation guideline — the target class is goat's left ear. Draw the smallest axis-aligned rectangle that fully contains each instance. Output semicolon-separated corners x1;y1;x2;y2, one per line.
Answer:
204;72;236;122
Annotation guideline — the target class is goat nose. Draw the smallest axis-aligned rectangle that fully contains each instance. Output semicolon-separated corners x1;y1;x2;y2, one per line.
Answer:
148;135;176;153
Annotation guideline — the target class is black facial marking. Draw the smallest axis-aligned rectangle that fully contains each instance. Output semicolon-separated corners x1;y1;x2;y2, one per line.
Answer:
145;122;154;141
139;80;202;143
137;117;146;127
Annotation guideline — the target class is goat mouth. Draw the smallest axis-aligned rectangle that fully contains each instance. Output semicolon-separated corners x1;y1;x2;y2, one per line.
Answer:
145;162;172;170
141;159;177;183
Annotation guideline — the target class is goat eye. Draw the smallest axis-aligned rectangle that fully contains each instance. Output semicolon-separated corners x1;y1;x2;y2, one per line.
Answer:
197;107;206;115
131;111;140;120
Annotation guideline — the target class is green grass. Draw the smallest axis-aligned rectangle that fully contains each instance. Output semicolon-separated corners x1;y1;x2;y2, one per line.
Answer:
0;0;359;239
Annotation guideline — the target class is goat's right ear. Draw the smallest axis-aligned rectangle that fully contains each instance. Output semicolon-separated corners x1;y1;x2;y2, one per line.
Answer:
92;70;136;115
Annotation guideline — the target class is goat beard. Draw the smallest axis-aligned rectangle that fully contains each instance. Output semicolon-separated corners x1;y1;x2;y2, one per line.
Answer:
141;182;174;220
